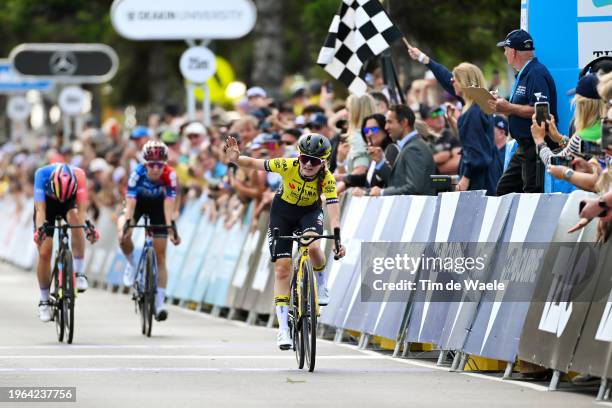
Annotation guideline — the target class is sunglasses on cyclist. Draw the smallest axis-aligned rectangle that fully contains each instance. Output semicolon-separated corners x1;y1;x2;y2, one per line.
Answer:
298;154;323;166
363;126;380;135
145;161;165;169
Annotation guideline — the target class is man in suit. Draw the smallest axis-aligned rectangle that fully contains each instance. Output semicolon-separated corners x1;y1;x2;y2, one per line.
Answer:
369;104;435;196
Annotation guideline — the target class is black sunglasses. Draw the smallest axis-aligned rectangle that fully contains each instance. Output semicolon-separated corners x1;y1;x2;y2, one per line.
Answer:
298;154;323;166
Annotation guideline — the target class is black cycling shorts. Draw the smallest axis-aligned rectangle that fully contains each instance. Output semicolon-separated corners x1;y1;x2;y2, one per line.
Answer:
127;197;168;238
33;198;78;237
267;195;324;261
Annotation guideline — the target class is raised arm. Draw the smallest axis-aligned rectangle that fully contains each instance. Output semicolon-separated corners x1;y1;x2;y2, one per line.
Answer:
223;136;266;170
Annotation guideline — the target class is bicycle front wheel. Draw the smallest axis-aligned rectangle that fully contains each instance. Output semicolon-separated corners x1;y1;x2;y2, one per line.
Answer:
289;266;305;369
51;263;64;343
62;250;76;344
302;260;317;372
142;250;156;337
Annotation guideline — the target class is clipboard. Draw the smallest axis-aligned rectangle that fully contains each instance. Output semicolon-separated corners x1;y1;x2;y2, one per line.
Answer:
461;86;496;114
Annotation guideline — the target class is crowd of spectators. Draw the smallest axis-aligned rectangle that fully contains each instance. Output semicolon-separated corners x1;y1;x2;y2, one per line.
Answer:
0;29;610;245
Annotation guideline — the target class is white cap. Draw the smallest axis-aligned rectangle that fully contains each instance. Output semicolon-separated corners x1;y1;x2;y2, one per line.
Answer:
89;158;109;173
246;86;267;98
184;122;206;136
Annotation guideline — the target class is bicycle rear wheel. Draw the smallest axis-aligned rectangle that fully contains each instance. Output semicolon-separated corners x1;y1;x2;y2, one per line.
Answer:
63;250;76;344
289;269;305;369
142;250;155;337
51;263;64;343
302;260;317;372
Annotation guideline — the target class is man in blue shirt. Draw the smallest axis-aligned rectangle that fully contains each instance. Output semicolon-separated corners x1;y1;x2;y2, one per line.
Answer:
489;29;558;194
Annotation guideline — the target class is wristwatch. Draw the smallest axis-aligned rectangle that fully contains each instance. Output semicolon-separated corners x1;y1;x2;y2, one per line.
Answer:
537;142;547;151
563;168;575;180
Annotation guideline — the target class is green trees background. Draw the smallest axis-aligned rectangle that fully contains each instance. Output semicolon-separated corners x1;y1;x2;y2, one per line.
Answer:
0;0;519;112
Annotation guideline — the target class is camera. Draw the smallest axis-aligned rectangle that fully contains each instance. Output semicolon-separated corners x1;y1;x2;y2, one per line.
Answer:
581;140;603;156
550;155;573;167
430;175;459;193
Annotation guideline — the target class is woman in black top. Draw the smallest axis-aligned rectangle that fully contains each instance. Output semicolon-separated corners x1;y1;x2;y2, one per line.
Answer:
346;114;400;193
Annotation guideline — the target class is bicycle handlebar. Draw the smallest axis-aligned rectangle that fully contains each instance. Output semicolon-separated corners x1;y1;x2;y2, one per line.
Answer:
272;227;342;260
123;220;179;240
37;219;97;245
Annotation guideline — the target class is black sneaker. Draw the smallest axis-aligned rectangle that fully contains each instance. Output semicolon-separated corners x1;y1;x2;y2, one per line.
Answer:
155;308;168;322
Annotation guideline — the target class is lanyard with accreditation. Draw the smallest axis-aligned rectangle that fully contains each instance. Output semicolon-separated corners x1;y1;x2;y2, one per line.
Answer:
510;59;533;102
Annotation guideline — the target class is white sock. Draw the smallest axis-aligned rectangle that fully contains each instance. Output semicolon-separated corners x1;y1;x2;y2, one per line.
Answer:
125;252;136;267
156;288;166;308
316;272;327;288
40;288;50;302
276;305;289;330
74;257;84;275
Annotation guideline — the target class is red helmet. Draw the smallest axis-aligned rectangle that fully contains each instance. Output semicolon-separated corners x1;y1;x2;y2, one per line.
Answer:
142;140;168;161
50;164;78;202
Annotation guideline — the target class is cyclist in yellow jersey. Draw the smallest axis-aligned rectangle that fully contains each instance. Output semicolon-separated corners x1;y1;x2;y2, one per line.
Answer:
224;133;346;350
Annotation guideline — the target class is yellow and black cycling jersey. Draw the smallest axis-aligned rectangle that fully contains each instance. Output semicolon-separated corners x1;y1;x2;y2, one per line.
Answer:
264;157;339;207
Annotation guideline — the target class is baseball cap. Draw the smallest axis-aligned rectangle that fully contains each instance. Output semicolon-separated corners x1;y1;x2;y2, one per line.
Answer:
420;105;444;119
567;74;600;99
246;86;267;98
580;56;612;78
130;126;150;140
249;133;280;150
89;158;109;173
496;29;535;51
307;113;328;129
160;130;180;145
184;122;206;136
493;115;509;134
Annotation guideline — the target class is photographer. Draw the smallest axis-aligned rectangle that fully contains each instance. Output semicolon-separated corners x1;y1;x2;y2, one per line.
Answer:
531;74;606;192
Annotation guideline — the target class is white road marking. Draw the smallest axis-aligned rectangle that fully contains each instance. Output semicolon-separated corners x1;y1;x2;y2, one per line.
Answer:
0;344;260;350
0;367;426;373
0;354;386;360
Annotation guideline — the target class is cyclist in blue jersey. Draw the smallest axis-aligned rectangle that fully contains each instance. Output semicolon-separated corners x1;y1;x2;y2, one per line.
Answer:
117;141;181;321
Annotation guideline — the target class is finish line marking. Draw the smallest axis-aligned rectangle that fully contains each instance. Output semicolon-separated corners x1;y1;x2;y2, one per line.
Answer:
0;354;386;360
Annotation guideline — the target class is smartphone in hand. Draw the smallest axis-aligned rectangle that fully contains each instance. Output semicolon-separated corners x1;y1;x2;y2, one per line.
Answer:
535;101;550;125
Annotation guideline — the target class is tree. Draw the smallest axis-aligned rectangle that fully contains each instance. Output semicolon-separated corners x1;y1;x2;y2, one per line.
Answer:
251;0;284;98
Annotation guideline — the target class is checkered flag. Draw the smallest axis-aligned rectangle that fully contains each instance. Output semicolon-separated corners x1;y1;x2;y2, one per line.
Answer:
317;0;403;96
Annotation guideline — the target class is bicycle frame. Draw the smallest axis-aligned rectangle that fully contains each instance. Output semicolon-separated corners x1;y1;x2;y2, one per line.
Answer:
49;217;92;299
294;244;318;318
135;233;157;296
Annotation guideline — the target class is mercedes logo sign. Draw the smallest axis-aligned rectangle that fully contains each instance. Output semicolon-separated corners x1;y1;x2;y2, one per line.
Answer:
49;51;78;76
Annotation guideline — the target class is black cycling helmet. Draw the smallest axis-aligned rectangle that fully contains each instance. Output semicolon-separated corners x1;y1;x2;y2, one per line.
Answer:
297;133;332;159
